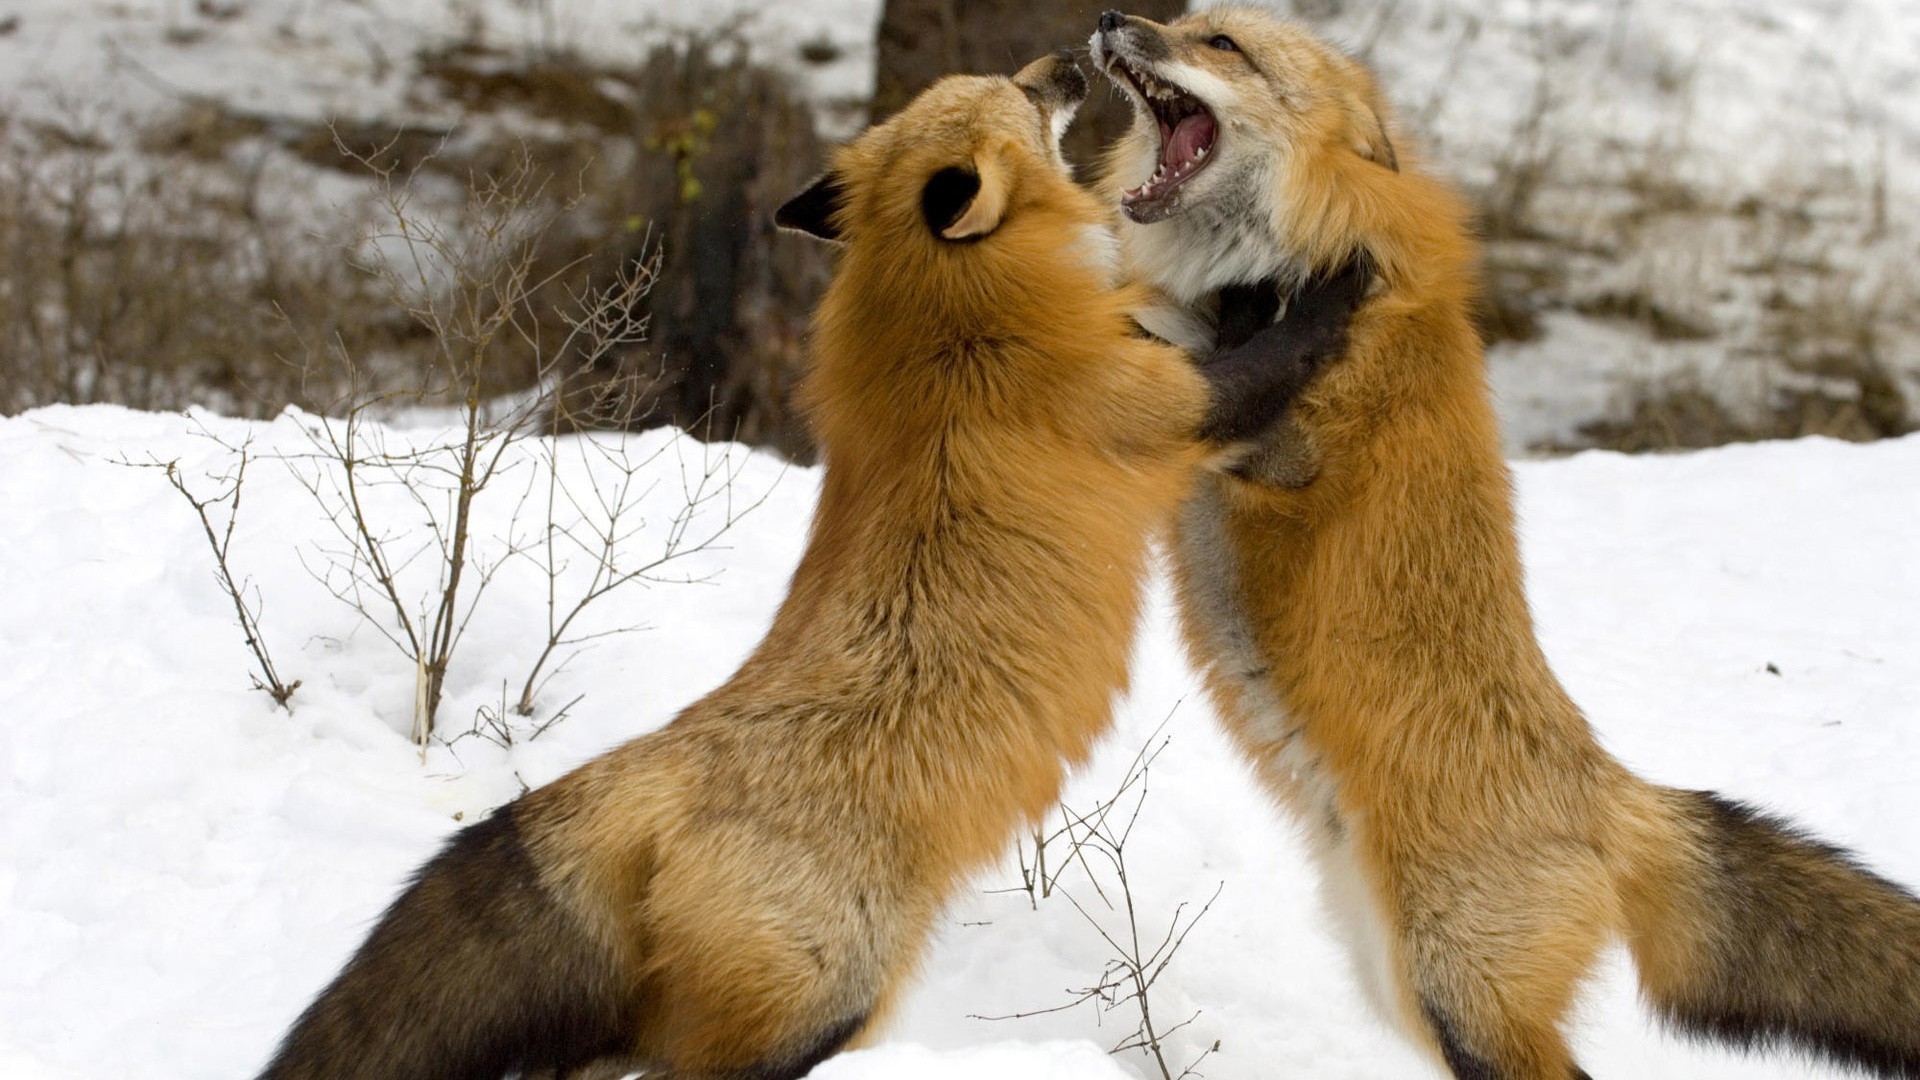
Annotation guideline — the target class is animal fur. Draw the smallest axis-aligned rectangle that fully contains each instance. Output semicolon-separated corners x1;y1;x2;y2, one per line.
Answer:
1093;8;1920;1079
256;51;1359;1080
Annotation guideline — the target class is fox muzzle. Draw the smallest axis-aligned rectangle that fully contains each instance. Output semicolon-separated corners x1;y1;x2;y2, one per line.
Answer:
1013;50;1089;112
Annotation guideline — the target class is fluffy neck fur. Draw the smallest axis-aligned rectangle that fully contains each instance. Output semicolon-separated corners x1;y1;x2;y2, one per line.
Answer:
727;171;1200;858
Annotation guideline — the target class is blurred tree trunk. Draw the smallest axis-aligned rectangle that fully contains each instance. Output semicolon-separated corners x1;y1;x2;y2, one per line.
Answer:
873;0;1184;176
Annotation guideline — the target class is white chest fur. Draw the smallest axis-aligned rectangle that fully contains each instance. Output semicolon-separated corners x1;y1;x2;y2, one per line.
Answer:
1176;480;1402;1026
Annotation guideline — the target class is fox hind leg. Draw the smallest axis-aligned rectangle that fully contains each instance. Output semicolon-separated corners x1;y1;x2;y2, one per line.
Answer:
540;1013;865;1080
639;827;884;1079
1420;998;1593;1080
1389;848;1614;1080
733;1012;869;1080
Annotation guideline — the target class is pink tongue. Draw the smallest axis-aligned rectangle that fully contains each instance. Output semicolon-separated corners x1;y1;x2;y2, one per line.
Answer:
1163;111;1216;171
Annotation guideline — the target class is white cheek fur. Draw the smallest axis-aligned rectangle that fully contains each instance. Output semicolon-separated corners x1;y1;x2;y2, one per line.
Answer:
1049;105;1075;153
1119;164;1293;305
1072;224;1122;285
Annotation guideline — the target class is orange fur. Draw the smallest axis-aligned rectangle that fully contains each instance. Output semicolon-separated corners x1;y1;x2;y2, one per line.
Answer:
526;64;1216;1071
259;55;1238;1080
1099;10;1920;1079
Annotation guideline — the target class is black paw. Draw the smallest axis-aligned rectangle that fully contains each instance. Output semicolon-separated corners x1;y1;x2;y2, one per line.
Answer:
1271;256;1371;357
1194;255;1372;446
1215;280;1284;351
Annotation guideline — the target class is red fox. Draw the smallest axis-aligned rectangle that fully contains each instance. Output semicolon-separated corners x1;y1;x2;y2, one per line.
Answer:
254;51;1366;1080
1092;8;1920;1079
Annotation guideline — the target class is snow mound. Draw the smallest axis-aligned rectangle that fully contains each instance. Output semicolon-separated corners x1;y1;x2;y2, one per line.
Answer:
815;1040;1133;1080
2;405;1916;1079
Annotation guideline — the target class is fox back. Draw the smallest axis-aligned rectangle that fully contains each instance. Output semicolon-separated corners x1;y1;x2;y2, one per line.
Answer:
257;53;1226;1080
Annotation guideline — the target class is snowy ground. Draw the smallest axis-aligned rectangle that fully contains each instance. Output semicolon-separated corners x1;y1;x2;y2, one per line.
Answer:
2;404;1915;1079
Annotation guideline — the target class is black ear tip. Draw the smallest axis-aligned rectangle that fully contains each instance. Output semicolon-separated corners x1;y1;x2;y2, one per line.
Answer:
777;172;848;242
772;198;808;231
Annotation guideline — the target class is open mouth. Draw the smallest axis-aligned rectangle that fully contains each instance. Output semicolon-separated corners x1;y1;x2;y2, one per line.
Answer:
1103;57;1217;217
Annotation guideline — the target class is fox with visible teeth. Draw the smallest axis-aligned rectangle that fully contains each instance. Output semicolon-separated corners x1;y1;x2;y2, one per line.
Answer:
1093;8;1920;1080
253;50;1367;1080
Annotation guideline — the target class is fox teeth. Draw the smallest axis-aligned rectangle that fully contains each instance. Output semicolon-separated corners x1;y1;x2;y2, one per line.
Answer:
1195;146;1208;160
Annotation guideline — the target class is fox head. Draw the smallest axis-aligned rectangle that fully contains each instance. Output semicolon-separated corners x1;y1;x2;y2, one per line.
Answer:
777;52;1090;249
776;54;1153;456
1091;7;1412;302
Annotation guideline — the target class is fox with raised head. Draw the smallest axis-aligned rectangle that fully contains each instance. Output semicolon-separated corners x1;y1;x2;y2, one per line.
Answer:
1091;8;1920;1079
254;51;1366;1080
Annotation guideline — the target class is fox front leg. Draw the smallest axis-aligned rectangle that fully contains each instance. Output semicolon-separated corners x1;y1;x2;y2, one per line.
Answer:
1195;258;1369;446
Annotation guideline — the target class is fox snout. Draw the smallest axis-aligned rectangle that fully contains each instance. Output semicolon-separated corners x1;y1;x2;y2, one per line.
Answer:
1094;10;1171;65
1013;49;1089;112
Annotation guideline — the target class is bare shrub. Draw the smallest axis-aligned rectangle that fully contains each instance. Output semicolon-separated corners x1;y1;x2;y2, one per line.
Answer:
372;29;833;456
510;427;768;720
0;117;393;417
165;443;301;708
119;428;302;709
118;141;766;745
5;30;834;462
283;145;618;746
281;140;771;749
980;725;1222;1080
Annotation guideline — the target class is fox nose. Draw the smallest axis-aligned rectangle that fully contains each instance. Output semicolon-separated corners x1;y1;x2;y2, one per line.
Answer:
1098;10;1126;33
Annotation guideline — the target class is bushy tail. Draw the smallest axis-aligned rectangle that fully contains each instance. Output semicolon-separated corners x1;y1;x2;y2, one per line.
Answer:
258;804;634;1080
1626;788;1920;1078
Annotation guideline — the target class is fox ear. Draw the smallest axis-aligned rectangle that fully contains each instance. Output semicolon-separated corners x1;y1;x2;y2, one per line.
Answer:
924;147;1009;241
776;172;849;242
1350;101;1399;172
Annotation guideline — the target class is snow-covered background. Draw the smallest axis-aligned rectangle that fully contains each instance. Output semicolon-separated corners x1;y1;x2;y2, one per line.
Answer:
3;0;1918;1076
0;0;879;126
2;404;1915;1079
2;0;1916;447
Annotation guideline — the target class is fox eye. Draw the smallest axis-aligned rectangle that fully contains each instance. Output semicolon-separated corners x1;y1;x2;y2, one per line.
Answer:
1207;34;1239;52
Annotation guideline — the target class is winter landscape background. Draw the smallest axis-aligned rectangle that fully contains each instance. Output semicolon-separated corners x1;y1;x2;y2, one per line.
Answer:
1;1;1917;1078
4;0;1916;449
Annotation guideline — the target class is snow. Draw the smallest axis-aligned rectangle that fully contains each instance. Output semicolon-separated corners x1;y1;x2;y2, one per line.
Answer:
2;0;1914;1071
1304;0;1920;447
4;0;1916;447
816;1041;1135;1080
0;0;883;130
2;404;1916;1079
